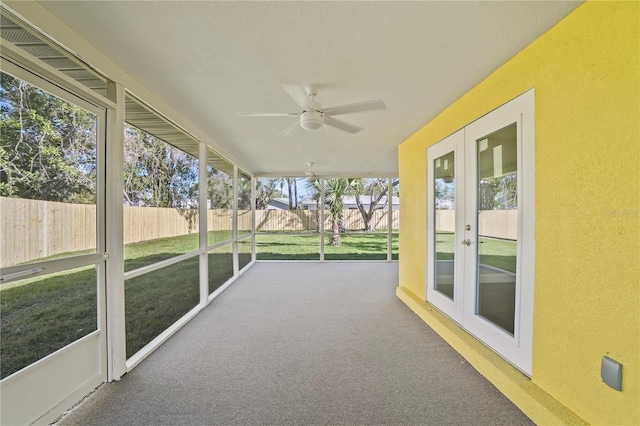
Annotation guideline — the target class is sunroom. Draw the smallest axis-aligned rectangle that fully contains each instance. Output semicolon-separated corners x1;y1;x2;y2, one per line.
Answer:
1;1;638;425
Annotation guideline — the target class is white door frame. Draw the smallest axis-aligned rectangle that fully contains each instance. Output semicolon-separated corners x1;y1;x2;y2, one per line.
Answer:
426;90;535;375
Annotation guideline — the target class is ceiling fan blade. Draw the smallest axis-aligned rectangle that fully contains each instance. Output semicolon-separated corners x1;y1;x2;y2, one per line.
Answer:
281;84;310;107
324;116;364;134
279;119;300;136
237;112;298;117
323;99;386;116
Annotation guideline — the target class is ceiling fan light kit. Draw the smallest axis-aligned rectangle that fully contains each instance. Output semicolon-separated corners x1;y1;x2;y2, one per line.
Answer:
300;110;323;131
238;84;386;135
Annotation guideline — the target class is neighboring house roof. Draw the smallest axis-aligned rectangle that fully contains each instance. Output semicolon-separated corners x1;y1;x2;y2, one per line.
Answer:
266;197;291;210
267;197;289;210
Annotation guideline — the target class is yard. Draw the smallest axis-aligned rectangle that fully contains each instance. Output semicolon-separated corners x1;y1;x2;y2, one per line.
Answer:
435;232;517;272
0;231;395;378
256;232;399;260
2;231;513;378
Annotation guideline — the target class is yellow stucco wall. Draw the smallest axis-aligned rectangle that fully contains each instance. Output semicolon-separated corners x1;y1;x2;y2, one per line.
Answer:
398;2;639;425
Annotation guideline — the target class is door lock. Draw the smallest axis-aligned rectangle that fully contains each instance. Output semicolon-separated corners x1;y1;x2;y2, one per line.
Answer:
461;239;472;246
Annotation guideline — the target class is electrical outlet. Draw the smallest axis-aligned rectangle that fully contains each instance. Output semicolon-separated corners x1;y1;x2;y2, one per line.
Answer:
601;356;622;391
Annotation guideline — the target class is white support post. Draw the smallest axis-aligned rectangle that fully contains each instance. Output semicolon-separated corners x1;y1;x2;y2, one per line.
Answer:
232;166;239;275
251;175;256;262
319;179;325;261
387;177;393;261
105;81;126;381
199;143;208;305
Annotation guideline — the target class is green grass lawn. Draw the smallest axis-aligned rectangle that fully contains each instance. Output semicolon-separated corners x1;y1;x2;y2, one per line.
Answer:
1;231;396;378
435;232;517;272
256;232;398;260
0;265;98;379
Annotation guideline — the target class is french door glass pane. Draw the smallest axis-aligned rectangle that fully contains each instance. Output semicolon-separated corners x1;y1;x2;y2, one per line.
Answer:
476;123;518;335
434;151;455;300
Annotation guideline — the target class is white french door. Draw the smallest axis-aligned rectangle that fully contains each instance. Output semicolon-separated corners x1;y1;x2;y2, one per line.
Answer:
427;90;534;375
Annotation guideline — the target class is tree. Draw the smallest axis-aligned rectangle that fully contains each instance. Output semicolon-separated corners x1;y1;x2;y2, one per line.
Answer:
324;178;356;246
1;72;97;203
207;168;233;209
123;124;198;209
237;172;252;210
479;174;517;210
255;178;282;210
435;178;454;209
352;178;399;231
292;178;298;209
274;177;298;210
305;178;322;233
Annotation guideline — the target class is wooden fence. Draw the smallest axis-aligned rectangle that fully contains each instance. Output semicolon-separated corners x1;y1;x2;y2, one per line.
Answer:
1;197;97;268
254;209;400;232
1;198;403;266
436;209;517;240
124;206;198;244
10;197;546;266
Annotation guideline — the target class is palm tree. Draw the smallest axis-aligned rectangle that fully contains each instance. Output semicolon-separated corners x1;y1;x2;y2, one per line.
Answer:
275;177;298;210
305;178;355;245
325;178;354;246
305;179;322;233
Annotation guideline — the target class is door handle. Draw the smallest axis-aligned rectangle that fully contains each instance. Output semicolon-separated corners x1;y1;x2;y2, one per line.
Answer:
461;239;472;246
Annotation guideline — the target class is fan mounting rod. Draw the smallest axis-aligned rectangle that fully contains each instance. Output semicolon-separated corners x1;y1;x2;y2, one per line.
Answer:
304;85;318;100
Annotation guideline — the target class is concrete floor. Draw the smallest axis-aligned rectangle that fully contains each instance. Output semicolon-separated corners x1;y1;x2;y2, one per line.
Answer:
56;262;533;426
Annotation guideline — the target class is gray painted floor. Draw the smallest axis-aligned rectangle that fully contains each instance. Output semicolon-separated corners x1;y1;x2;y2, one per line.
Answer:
57;262;533;426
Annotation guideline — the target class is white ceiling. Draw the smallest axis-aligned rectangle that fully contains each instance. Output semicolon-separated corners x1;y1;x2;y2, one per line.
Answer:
40;1;581;177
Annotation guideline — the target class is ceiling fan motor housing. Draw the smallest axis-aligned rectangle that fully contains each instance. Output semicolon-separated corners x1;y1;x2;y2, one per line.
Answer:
238;84;385;135
300;109;323;131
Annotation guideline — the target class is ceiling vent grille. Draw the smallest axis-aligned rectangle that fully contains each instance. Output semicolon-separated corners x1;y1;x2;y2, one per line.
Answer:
125;94;233;176
125;93;200;158
1;7;235;177
0;8;110;98
124;93;233;176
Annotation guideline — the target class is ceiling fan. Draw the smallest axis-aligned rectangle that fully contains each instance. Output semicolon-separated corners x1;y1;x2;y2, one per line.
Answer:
305;162;317;182
237;84;386;136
